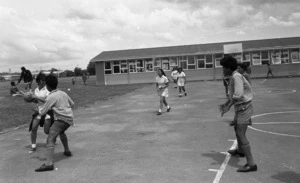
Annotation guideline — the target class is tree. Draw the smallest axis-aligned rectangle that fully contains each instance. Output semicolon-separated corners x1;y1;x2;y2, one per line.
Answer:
87;62;96;75
74;67;82;76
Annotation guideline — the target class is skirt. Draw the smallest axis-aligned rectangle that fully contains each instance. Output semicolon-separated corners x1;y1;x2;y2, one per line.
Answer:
234;101;253;125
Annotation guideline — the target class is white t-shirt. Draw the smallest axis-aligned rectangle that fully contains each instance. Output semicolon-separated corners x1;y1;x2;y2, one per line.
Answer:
156;75;169;88
171;70;178;79
34;86;50;107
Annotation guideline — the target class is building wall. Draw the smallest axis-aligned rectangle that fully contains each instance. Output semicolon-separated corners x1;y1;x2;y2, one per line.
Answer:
95;62;105;85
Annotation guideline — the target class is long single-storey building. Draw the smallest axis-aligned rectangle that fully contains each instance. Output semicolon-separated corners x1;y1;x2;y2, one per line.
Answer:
90;37;300;85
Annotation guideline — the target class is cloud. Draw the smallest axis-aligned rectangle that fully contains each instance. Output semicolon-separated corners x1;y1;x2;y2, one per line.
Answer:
269;16;296;26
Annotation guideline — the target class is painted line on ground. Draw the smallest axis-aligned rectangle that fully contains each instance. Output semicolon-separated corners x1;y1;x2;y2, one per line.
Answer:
253;122;300;125
260;79;267;83
212;140;237;183
209;169;219;172
249;111;300;138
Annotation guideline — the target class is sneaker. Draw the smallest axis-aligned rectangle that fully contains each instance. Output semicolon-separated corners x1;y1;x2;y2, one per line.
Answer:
167;107;171;112
35;164;54;172
157;112;162;115
179;94;182;97
237;164;257;172
63;151;72;157
29;147;36;153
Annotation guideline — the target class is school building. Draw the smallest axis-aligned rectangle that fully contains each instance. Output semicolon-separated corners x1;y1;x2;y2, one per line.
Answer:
90;37;300;85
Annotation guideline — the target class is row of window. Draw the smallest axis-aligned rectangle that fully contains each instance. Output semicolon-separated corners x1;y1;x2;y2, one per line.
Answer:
104;48;300;74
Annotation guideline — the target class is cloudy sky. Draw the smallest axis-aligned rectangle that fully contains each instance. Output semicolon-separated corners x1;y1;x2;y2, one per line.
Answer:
1;0;300;73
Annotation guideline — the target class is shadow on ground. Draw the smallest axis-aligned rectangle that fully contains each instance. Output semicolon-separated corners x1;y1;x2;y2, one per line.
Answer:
271;171;300;183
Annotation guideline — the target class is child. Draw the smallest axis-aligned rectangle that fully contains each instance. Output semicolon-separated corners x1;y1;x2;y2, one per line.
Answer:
156;69;171;115
72;76;76;85
82;73;87;85
34;74;74;172
17;66;33;92
28;72;52;153
237;63;251;85
266;63;275;78
177;67;187;97
171;67;178;88
219;55;257;172
10;81;23;96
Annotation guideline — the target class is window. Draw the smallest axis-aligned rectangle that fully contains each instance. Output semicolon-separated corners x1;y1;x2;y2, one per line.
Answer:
291;48;300;63
187;56;196;69
252;51;261;65
105;61;112;74
113;61;120;74
197;55;213;69
162;57;170;70
232;53;242;62
215;53;223;68
271;49;289;64
145;58;153;72
136;59;144;72
129;60;136;73
179;56;187;69
154;58;161;71
243;52;251;65
120;61;128;73
261;51;270;65
170;57;178;70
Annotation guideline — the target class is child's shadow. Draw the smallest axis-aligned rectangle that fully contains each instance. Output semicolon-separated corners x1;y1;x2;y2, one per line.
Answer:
25;143;72;163
202;150;241;168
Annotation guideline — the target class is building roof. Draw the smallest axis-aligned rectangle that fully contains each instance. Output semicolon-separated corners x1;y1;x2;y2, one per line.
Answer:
91;37;300;62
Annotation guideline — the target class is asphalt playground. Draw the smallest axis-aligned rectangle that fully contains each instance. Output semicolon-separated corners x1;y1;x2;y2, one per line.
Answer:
0;77;299;183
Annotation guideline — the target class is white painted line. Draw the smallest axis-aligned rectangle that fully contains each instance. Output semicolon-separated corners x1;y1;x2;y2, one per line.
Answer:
209;169;219;172
252;111;300;118
228;139;235;141
260;79;267;83
248;126;300;138
212;140;237;183
220;152;228;155
253;122;300;125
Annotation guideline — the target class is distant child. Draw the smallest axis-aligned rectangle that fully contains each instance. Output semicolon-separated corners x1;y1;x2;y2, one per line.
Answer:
72;76;76;85
171;67;178;88
177;67;187;97
237;63;251;85
10;81;22;96
156;69;171;115
34;74;74;172
82;73;87;85
219;55;257;173
17;66;33;92
266;63;275;78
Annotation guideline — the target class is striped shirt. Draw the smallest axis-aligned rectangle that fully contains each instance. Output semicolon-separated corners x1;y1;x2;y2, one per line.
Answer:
39;89;75;126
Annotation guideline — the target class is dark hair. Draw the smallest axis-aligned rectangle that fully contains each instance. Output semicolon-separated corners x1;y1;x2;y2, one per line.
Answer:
237;62;247;71
177;67;183;72
157;68;166;76
36;72;46;83
45;74;58;89
10;81;16;86
21;67;26;71
220;55;238;71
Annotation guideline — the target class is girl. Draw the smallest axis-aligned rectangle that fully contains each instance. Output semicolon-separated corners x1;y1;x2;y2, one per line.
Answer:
171;67;178;88
28;72;52;153
177;67;187;97
156;69;171;115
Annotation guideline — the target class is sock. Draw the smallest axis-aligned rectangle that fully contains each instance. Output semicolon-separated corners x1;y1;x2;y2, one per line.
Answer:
32;144;36;148
158;109;162;112
167;105;170;109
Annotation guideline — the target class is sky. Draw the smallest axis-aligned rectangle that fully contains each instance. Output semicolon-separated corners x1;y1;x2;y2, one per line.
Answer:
1;0;300;73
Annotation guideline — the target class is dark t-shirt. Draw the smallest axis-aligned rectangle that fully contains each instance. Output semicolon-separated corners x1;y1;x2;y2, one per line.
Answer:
18;70;33;83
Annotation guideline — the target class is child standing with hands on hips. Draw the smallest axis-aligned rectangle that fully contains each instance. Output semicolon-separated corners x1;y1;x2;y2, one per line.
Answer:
156;69;171;115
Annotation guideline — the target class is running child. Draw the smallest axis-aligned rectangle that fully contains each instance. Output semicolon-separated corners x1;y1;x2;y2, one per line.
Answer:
156;68;171;115
266;63;275;78
28;72;52;153
34;74;74;172
219;55;257;172
171;67;178;88
177;67;187;97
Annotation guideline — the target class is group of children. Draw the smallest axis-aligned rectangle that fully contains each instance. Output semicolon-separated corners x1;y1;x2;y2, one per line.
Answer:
10;69;74;172
157;57;257;173
155;67;187;115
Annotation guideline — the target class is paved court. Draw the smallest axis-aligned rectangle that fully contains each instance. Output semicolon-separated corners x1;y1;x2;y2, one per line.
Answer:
0;77;299;183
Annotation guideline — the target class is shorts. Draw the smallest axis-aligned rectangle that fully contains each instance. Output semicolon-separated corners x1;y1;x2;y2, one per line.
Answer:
158;88;169;97
234;101;253;125
177;78;185;86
